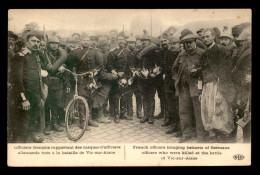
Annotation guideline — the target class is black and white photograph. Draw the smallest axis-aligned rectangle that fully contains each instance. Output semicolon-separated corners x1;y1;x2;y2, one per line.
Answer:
7;9;251;166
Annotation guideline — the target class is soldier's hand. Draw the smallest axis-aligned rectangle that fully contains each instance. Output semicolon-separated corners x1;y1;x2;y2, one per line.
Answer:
58;65;65;73
163;74;165;80
21;100;30;111
88;72;94;78
245;74;251;83
47;64;53;70
111;70;117;76
66;88;70;93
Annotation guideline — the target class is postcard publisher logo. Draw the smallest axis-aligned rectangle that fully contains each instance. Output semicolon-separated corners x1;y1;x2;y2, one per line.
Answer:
233;154;245;160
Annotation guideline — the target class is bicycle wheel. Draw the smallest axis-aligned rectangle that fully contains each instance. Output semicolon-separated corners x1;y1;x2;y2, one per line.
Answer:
65;96;89;141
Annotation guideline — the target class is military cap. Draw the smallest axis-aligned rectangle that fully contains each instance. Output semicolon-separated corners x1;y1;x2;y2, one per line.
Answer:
72;33;81;38
219;31;233;39
180;29;193;40
97;36;109;47
232;25;244;36
140;30;151;41
181;34;198;42
117;31;126;38
90;36;99;41
48;37;60;43
160;32;169;40
26;30;43;41
8;31;18;40
213;27;221;37
40;40;46;45
59;39;66;46
196;28;205;34
66;37;75;43
236;31;250;41
168;37;180;44
127;36;136;42
135;35;141;40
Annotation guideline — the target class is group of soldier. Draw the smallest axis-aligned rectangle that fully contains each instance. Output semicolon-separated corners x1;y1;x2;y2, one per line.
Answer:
8;22;251;144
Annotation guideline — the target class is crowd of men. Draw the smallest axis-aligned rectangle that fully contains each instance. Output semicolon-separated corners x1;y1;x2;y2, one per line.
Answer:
8;22;251;143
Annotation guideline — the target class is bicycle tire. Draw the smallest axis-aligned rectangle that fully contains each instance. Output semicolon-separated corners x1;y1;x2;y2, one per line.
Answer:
65;96;89;141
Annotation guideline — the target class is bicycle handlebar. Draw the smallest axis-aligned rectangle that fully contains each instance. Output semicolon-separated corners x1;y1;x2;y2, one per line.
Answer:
64;68;92;76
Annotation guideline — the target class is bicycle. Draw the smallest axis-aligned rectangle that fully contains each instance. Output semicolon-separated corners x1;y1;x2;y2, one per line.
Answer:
63;68;99;141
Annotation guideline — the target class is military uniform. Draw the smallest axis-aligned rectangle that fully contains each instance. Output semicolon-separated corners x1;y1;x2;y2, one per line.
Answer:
164;49;181;133
231;32;251;143
172;35;207;142
10;47;47;142
106;46;131;122
154;47;166;120
133;48;144;119
64;46;103;126
44;45;67;132
138;43;159;124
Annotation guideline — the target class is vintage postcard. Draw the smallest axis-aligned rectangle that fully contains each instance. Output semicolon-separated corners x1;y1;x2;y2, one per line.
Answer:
7;9;251;166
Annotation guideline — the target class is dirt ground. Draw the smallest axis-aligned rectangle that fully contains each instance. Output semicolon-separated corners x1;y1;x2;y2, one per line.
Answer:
42;93;243;143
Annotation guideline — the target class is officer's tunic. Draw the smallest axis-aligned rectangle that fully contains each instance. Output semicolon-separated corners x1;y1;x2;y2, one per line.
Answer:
106;46;130;115
10;48;46;141
137;43;159;117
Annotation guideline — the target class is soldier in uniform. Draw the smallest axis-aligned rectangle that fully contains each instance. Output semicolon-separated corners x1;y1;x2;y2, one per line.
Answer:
124;36;138;120
106;32;130;123
138;32;159;124
231;31;251;143
153;34;167;122
163;37;181;136
60;36;103;127
97;36;112;118
172;34;207;143
44;37;67;132
9;31;48;143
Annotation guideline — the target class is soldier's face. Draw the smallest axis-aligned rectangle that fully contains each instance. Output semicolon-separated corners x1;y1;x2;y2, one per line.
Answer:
110;32;117;41
67;42;75;49
201;31;215;46
161;39;169;49
81;37;90;48
127;41;136;50
142;40;151;47
90;40;97;48
8;37;16;48
39;44;46;51
219;37;231;46
118;37;125;47
49;43;59;51
26;36;40;51
183;40;196;51
168;42;180;52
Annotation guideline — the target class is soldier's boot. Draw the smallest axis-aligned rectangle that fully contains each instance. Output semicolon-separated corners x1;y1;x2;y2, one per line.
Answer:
88;118;99;127
31;132;44;143
161;114;172;127
59;108;66;127
172;121;182;137
43;125;51;135
51;115;64;132
166;122;176;134
148;115;154;124
140;115;149;123
154;101;165;119
97;108;112;123
114;109;120;123
44;111;51;135
120;107;127;119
